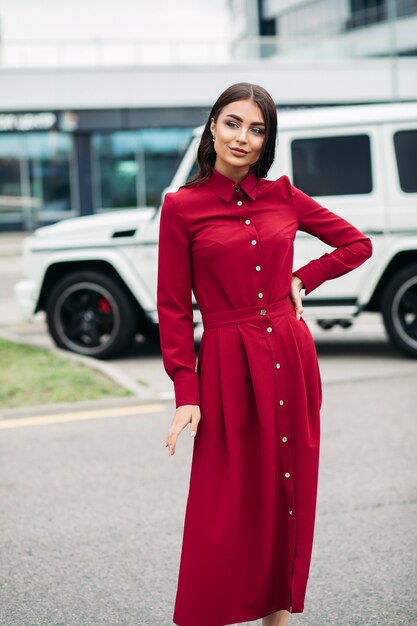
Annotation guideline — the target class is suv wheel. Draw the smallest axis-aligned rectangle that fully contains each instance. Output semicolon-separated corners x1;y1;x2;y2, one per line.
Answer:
46;271;136;359
381;264;417;358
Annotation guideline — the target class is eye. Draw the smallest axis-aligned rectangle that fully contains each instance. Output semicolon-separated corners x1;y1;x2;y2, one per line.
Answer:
251;127;265;135
225;121;239;128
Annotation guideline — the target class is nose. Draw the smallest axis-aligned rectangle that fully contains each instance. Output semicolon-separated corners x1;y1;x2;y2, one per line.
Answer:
236;126;249;143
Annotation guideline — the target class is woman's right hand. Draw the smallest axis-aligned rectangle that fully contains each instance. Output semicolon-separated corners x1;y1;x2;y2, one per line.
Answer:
164;404;201;456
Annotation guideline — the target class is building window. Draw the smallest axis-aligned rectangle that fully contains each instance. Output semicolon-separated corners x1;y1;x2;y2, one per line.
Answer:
0;131;76;229
347;0;387;30
291;134;373;196
394;130;417;193
92;127;193;211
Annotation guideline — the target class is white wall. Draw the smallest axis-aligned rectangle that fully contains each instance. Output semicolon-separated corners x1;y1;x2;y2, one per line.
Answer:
0;57;416;111
0;0;236;42
264;0;307;15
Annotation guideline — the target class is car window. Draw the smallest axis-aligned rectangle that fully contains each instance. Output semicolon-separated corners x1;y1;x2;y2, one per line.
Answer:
291;134;373;196
393;129;417;193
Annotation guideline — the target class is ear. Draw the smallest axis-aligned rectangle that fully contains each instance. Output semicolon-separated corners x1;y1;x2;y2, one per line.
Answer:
209;117;216;138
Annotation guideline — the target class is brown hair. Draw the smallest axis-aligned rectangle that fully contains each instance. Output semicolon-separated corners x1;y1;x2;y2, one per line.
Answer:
185;82;277;186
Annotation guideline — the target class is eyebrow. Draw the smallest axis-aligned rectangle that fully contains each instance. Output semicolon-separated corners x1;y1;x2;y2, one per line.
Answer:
225;114;266;126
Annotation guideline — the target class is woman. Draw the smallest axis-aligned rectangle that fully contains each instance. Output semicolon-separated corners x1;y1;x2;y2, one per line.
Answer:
157;83;373;626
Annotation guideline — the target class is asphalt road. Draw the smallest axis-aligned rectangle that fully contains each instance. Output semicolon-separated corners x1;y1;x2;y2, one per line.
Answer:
3;233;417;404
1;233;417;625
1;372;416;626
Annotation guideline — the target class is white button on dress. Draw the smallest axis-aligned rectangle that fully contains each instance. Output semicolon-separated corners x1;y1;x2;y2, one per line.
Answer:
267;327;272;332
258;293;263;298
237;200;243;206
251;240;257;245
255;265;261;271
245;219;251;225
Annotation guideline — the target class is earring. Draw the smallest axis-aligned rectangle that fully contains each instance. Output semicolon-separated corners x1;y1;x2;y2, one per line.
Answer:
212;136;215;142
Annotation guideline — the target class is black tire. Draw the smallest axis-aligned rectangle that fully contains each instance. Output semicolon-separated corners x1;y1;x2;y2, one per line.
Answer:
45;270;137;359
381;264;417;358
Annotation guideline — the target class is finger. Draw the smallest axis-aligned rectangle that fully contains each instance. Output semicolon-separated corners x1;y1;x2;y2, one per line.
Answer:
166;406;196;453
189;408;200;437
293;295;303;320
167;420;185;455
167;429;178;455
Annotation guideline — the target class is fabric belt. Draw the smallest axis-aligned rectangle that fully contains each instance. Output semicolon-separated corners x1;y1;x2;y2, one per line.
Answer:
201;295;295;330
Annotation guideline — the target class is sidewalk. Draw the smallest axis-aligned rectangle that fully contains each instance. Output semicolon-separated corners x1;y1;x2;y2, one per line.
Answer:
3;230;417;427
1;231;170;412
0;322;164;416
0;231;28;256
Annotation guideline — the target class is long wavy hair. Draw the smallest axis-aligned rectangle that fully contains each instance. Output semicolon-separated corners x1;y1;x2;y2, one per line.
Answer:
185;82;277;186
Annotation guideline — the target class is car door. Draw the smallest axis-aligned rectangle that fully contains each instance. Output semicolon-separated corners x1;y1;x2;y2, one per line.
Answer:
271;124;387;303
381;122;417;233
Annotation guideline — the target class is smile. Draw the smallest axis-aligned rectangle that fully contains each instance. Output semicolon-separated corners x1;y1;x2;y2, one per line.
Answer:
229;147;248;155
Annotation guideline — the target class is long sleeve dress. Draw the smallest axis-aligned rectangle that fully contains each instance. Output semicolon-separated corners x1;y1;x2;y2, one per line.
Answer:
157;167;373;626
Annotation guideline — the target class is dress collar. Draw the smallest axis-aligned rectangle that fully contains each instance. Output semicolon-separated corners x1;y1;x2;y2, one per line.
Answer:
204;167;260;202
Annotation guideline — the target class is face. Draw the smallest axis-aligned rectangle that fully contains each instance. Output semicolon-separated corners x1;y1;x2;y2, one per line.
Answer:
209;99;266;180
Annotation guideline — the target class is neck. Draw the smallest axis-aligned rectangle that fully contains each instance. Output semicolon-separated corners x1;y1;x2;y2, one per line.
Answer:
213;160;251;183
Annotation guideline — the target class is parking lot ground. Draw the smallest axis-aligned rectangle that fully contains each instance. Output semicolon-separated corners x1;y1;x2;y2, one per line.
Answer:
0;370;416;626
2;311;417;408
3;230;417;402
1;232;416;625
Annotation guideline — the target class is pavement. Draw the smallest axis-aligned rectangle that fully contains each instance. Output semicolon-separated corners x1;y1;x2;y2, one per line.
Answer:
2;231;417;414
0;369;416;626
0;232;416;625
0;231;173;408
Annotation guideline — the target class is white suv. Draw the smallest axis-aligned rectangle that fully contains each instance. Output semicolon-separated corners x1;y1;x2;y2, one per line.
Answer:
15;102;417;359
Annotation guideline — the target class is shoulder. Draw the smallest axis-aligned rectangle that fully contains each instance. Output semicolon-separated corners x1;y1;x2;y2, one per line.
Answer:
159;190;187;228
166;181;208;201
162;181;211;212
160;183;208;231
258;174;293;200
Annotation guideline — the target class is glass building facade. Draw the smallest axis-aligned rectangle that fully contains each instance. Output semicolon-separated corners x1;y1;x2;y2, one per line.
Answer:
0;130;76;230
0;108;199;231
91;128;192;211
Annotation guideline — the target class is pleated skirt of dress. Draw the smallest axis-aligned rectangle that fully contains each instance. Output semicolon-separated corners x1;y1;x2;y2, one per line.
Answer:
173;296;322;626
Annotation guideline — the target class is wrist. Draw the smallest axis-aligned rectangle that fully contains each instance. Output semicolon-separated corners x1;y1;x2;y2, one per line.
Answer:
292;274;304;290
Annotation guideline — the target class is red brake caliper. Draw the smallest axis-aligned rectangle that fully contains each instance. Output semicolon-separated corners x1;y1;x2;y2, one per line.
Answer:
97;296;113;332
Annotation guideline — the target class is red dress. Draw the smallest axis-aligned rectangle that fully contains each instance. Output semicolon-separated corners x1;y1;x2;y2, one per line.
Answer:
157;168;372;626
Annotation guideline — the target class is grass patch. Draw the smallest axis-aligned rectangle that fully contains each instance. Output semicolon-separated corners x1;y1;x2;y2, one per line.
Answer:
0;338;132;409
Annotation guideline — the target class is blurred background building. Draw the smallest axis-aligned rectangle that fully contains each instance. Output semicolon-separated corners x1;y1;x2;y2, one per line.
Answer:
0;0;416;230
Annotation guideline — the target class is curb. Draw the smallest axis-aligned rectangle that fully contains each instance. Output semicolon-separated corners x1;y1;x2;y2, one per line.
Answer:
0;395;167;421
0;327;158;407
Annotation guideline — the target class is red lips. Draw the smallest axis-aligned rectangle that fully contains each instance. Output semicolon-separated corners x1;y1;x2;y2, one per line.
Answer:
230;147;248;155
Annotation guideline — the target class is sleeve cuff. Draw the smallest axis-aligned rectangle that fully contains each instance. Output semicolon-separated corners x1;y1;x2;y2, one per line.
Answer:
292;263;327;296
174;374;200;408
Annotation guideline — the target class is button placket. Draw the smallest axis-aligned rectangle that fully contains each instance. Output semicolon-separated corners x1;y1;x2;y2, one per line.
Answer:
234;187;265;305
265;337;295;516
244;203;266;308
256;288;294;516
